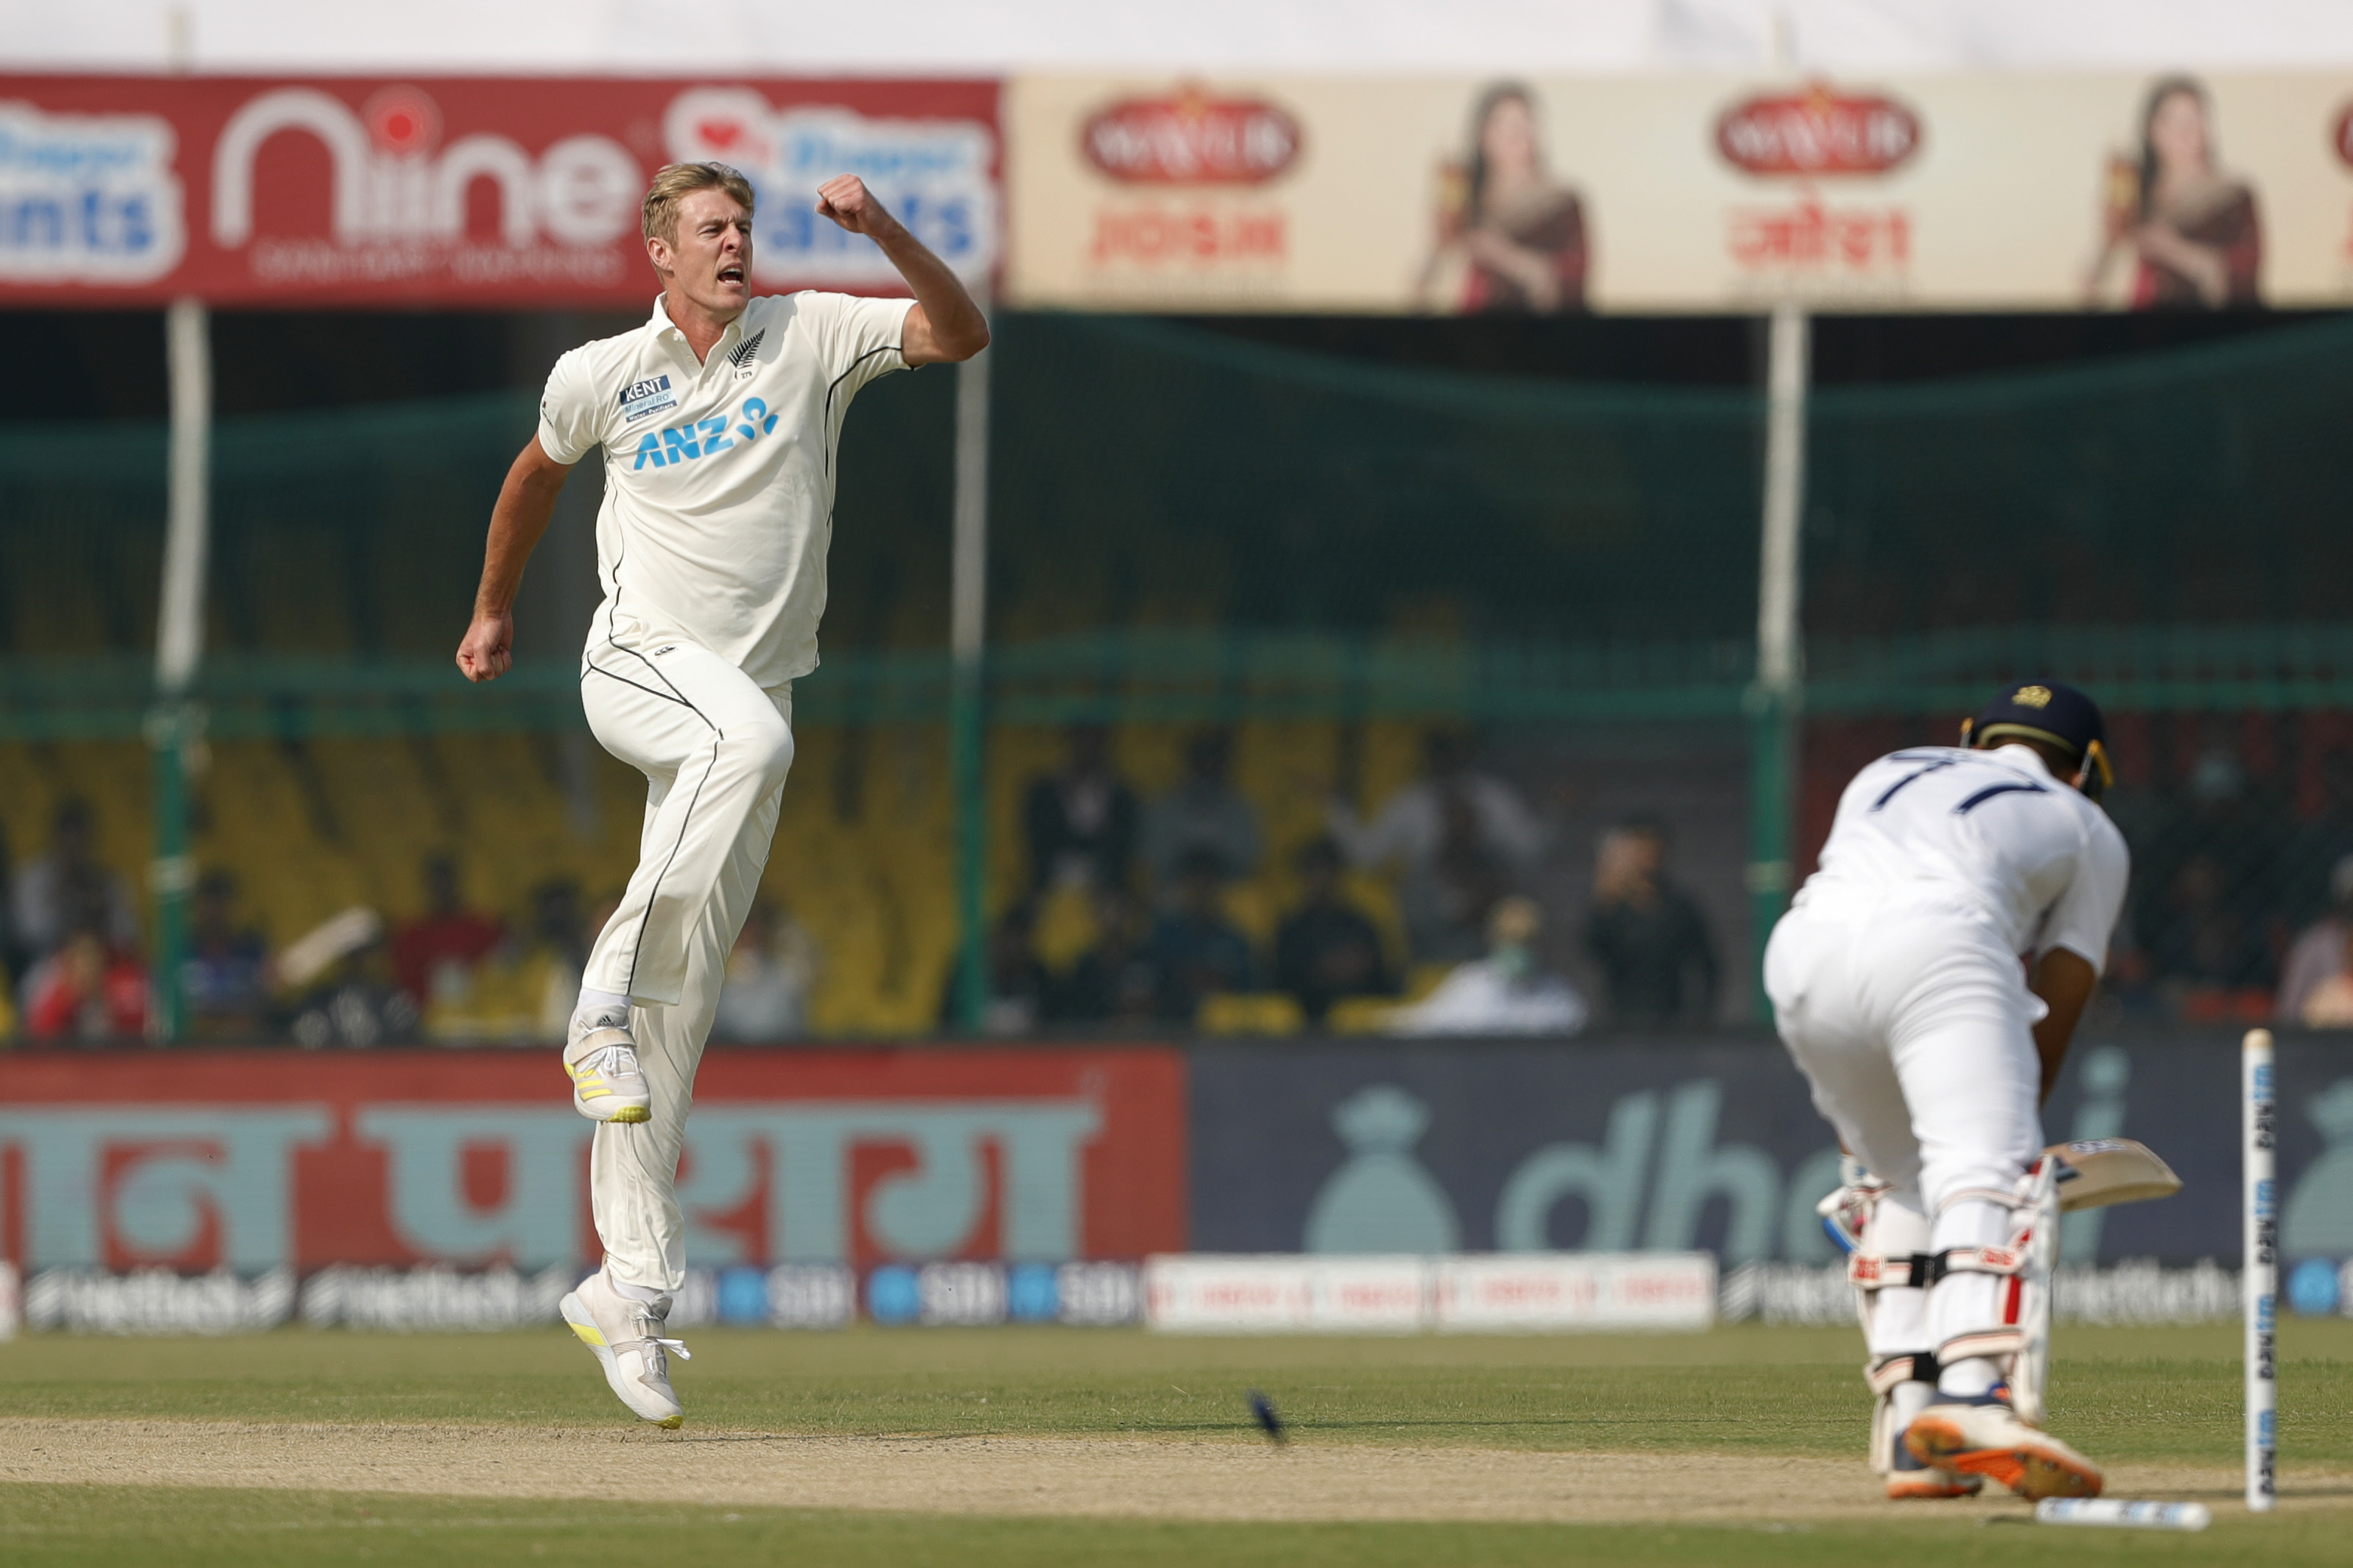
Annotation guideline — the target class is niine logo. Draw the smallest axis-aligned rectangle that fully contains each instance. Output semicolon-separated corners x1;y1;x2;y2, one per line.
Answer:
2013;685;2054;709
210;86;640;251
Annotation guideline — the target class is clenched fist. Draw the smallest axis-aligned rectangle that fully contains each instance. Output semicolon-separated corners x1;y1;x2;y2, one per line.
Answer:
815;175;902;239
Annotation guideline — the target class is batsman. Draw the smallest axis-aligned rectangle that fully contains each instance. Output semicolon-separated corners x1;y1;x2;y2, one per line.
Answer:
1765;682;2128;1501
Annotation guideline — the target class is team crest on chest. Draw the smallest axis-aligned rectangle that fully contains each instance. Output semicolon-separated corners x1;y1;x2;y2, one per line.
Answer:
728;329;765;379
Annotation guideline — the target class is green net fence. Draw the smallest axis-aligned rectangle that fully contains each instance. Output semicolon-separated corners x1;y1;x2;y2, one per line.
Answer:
2;311;2351;1038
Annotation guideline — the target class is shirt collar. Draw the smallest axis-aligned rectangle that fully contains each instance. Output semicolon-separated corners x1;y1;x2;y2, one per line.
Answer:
648;294;750;347
1990;741;2055;779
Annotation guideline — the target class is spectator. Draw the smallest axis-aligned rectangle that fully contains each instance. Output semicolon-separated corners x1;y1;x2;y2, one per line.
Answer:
941;900;1057;1036
523;878;590;1039
0;816;21;992
1143;728;1262;893
2148;852;2271;994
1584;818;1719;1029
1145;848;1255;1022
282;909;418;1049
10;797;138;960
715;896;821;1041
2281;856;2353;1025
427;878;588;1044
1274;837;1395;1024
1328;729;1547;879
182;870;270;1038
390;854;504;1009
1328;728;1544;963
1390;896;1586;1037
1058;890;1162;1028
2297;938;2353;1027
21;879;149;1044
1406;792;1514;965
1024;724;1140;894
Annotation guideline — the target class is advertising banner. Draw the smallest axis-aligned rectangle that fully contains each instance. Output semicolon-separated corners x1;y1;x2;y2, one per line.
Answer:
0;75;998;306
0;1047;1184;1274
1006;74;2353;312
1189;1034;2353;1267
1142;1251;1716;1333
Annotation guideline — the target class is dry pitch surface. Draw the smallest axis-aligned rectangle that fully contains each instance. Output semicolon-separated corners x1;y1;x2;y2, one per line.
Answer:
1;1320;2348;1564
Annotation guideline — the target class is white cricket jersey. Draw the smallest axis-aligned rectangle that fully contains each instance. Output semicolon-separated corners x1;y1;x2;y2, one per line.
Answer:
1790;742;2130;972
537;292;915;687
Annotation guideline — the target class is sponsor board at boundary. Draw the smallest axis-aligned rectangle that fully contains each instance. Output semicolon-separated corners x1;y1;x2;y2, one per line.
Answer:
18;1256;2340;1337
1189;1036;2353;1267
0;1048;1185;1276
4;1033;2344;1285
1143;1251;1716;1333
0;76;998;306
0;1258;1145;1337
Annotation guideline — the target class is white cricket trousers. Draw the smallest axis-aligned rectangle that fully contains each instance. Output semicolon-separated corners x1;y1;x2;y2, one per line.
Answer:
579;634;794;1293
1764;900;2043;1365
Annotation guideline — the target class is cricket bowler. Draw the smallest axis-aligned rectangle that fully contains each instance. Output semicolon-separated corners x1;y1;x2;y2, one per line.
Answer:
455;161;988;1426
1764;682;2128;1500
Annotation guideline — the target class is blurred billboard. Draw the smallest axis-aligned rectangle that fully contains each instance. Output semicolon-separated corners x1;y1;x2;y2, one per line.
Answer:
1189;1036;2353;1268
1004;73;2353;312
15;70;2353;313
0;75;999;306
0;1047;1185;1274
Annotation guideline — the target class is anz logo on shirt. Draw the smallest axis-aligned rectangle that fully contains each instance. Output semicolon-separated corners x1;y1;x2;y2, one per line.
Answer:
629;398;783;471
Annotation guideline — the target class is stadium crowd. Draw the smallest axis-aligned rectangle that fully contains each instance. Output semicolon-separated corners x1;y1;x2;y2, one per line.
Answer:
8;717;2353;1044
0;798;822;1048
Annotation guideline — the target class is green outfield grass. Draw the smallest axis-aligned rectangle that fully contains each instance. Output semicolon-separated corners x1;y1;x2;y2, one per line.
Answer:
6;1488;2352;1568
3;1320;2348;1565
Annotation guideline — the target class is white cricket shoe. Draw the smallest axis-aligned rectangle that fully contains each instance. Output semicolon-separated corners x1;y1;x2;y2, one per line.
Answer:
561;1268;690;1428
1884;1445;1985;1501
1903;1396;2103;1500
564;1006;649;1124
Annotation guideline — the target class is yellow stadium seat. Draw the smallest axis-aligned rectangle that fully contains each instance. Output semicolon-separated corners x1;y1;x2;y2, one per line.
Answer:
1196;991;1304;1036
1326;996;1404;1035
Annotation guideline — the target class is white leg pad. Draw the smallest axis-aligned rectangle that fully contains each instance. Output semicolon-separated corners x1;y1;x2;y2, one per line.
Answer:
1923;1164;2061;1422
1854;1189;1934;1474
2008;1159;2060;1424
1852;1190;1930;1345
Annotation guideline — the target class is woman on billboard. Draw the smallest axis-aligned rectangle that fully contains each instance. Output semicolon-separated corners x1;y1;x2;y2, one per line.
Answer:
2086;77;2262;310
1420;83;1588;314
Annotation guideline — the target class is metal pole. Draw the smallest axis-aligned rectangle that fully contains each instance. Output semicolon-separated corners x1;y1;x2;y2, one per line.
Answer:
950;345;992;1031
150;295;211;1042
1746;301;1807;1021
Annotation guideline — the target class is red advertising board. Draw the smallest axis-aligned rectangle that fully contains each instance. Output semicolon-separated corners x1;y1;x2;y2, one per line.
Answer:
0;1047;1183;1273
0;75;999;307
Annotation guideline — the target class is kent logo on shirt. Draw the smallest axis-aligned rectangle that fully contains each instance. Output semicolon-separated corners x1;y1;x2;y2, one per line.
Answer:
617;375;678;425
631;397;783;470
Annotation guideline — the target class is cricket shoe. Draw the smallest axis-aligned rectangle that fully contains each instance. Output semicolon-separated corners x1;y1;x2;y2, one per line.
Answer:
564;1005;649;1123
1902;1393;2102;1500
560;1268;690;1428
1884;1437;1985;1501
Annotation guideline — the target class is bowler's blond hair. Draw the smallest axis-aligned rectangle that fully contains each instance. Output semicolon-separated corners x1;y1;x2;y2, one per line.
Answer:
642;162;756;245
